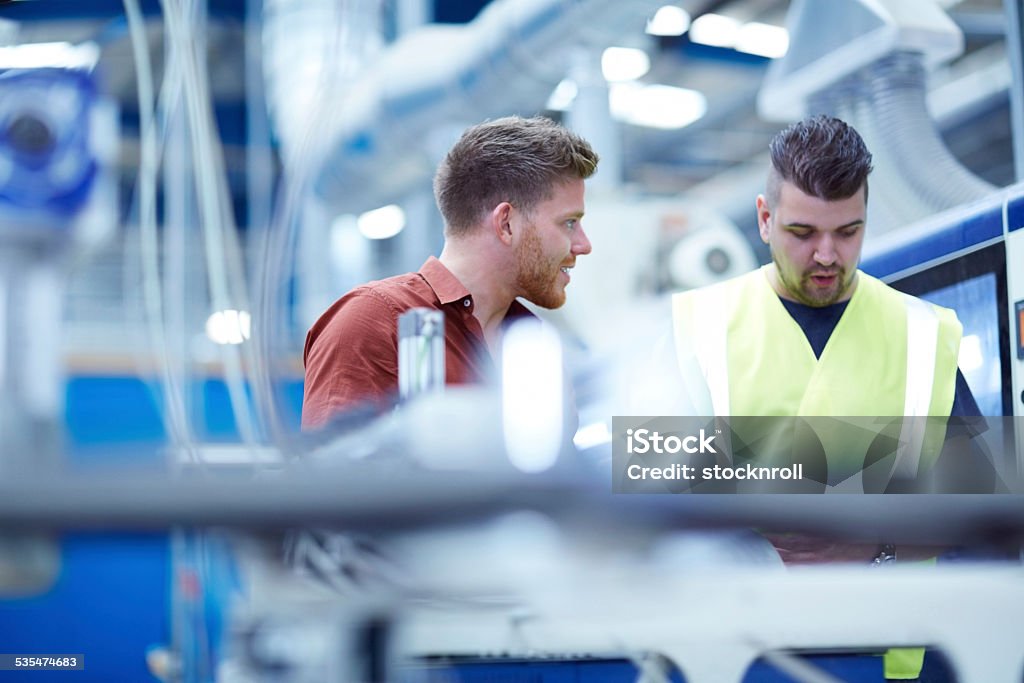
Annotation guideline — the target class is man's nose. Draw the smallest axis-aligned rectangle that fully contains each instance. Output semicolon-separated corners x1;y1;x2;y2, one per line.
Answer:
814;235;836;265
572;224;592;256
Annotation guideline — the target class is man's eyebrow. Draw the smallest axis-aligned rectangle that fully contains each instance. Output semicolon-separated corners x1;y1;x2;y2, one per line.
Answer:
784;219;864;230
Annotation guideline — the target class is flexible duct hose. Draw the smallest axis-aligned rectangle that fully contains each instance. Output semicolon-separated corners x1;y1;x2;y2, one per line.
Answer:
867;52;994;204
811;51;994;234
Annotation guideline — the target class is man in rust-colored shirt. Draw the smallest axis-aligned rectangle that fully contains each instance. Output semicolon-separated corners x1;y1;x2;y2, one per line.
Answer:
302;116;599;428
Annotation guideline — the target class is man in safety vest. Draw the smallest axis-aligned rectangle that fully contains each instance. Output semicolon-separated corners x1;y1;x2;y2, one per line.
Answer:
670;115;981;680
672;114;978;423
671;114;981;482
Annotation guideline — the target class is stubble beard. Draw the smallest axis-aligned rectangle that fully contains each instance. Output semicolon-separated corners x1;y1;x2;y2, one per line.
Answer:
514;226;566;310
773;252;850;307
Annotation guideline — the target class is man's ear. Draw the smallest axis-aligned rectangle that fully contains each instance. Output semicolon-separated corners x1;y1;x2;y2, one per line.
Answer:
490;201;514;245
755;194;771;244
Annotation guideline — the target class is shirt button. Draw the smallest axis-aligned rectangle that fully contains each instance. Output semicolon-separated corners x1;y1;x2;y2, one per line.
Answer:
462;298;471;307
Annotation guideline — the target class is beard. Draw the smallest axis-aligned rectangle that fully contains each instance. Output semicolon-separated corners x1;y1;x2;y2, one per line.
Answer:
772;252;851;307
514;226;567;309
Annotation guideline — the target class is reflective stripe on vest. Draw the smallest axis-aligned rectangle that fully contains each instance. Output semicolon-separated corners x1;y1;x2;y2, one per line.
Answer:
895;294;940;478
690;281;730;416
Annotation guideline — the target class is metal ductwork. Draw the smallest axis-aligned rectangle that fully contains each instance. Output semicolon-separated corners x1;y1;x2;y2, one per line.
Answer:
263;0;665;216
758;0;996;237
812;51;997;233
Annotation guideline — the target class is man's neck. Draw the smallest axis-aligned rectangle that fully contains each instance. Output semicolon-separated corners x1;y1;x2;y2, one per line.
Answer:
439;241;516;343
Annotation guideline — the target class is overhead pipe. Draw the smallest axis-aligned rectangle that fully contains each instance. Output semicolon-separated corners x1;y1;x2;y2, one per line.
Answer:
263;0;666;215
759;0;996;236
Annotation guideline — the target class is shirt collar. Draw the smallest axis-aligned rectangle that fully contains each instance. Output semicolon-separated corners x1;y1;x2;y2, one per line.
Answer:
419;256;536;321
419;256;471;305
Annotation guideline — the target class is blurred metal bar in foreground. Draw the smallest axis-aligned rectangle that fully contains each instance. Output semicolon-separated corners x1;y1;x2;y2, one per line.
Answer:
0;466;1022;545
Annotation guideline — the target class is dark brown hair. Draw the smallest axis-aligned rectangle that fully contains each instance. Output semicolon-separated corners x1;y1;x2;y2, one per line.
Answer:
766;114;873;204
433;116;599;237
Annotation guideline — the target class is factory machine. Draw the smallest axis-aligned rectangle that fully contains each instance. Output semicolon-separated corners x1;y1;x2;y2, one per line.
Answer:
862;182;1024;446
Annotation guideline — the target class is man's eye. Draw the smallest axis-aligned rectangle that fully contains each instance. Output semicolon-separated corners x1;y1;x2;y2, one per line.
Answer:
565;219;577;230
790;230;811;239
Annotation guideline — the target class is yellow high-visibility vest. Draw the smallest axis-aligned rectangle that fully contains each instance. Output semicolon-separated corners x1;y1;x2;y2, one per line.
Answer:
672;266;961;417
671;266;962;479
672;266;963;678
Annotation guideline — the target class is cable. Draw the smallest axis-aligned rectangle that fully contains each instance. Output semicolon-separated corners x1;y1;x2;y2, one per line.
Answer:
159;0;262;449
254;0;362;455
122;0;198;460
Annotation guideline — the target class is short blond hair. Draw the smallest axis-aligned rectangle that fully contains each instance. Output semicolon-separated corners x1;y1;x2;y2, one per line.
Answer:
433;116;598;237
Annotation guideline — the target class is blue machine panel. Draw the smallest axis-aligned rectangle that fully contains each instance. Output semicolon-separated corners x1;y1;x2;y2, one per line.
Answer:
1008;193;1024;232
0;533;170;682
860;202;1004;279
922;273;1004;416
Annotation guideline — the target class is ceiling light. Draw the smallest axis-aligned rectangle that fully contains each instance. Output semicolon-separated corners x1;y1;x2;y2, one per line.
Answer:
609;82;706;130
205;310;251;345
357;204;405;240
689;13;740;48
735;22;789;59
646;6;691;37
601;46;651;82
546;78;578;111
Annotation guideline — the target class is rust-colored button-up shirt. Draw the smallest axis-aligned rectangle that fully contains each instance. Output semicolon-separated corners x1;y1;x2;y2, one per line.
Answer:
302;256;533;428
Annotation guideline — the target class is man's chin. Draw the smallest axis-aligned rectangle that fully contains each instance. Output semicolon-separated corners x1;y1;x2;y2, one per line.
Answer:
799;293;837;307
797;281;845;307
524;288;567;310
529;298;566;310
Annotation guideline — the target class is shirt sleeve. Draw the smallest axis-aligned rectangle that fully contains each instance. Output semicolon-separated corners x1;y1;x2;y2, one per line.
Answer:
301;290;401;428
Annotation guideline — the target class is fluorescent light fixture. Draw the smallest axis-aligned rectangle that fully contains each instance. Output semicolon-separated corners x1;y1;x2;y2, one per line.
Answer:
689;13;740;48
735;22;789;58
958;334;983;373
357;204;405;240
573;421;612;450
205;309;251;345
502;320;563;473
0;42;101;70
601;46;650;82
609;82;706;129
646;6;691;36
546;78;578;111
